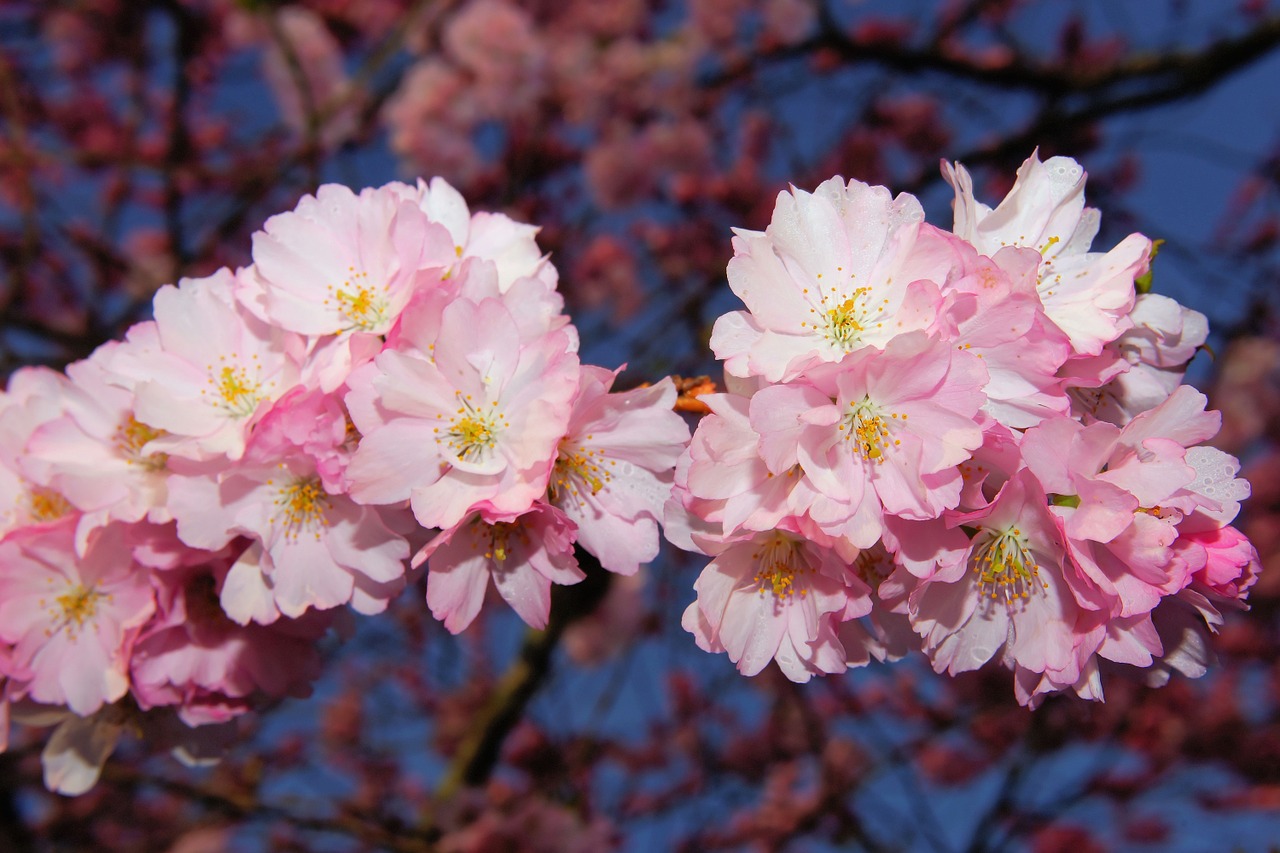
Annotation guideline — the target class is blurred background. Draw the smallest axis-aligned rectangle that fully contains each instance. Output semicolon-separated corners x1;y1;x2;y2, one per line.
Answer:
2;0;1279;850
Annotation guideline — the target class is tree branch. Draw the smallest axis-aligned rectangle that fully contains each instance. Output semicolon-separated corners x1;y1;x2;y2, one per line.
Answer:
101;762;439;853
155;0;199;282
703;13;1280;103
430;549;613;806
190;0;452;263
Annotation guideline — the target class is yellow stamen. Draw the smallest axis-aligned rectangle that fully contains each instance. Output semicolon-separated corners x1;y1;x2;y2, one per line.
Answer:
46;583;106;641
114;415;169;471
437;391;503;464
842;396;898;464
550;439;611;504
205;360;263;418
272;474;331;541
327;269;389;331
752;534;808;601
972;527;1047;603
27;487;73;522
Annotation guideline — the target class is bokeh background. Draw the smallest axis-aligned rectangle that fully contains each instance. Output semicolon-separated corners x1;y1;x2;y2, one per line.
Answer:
2;0;1280;850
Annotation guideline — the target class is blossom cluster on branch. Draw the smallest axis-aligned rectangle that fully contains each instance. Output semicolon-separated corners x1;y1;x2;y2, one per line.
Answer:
0;148;1264;802
669;151;1261;706
0;178;688;795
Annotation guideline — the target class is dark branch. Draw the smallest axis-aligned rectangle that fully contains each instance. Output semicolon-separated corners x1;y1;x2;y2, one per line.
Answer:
703;14;1280;103
431;549;613;804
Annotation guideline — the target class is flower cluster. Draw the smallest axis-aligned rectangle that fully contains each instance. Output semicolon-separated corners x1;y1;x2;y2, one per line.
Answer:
0;178;689;793
0;149;1262;797
670;151;1260;704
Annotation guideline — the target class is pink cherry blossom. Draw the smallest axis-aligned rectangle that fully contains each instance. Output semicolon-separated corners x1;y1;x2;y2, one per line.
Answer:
1182;524;1259;602
166;430;409;624
385;256;574;359
108;270;303;461
131;565;333;727
549;368;689;576
346;296;580;531
750;332;986;542
244;182;455;336
911;469;1084;692
0;366;76;536
711;176;962;382
24;344;172;550
1021;387;1234;620
1071;292;1209;425
679;391;821;542
684;527;869;682
944;151;1148;356
247;385;357;495
937;245;1071;428
420;502;584;633
396;177;555;291
0;521;155;716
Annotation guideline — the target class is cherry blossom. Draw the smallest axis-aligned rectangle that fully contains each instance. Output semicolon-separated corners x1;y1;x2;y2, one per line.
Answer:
0;522;154;716
684;526;869;681
943;151;1150;357
244;182;455;337
419;502;584;633
911;469;1083;686
711;176;958;382
108;269;303;461
549;368;689;576
345;295;580;530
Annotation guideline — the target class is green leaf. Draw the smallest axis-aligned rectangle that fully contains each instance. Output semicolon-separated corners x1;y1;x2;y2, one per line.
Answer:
1135;238;1165;294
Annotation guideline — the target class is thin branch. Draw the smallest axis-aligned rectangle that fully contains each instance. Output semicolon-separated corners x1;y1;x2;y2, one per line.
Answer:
0;49;39;312
266;9;324;188
703;13;1280;103
190;0;454;265
430;549;613;806
155;0;199;281
101;762;439;853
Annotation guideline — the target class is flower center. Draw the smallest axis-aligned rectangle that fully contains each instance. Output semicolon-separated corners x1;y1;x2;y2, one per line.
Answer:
798;277;892;354
550;438;612;503
463;515;533;565
271;474;331;541
205;357;264;418
824;294;867;350
972;527;1045;603
114;414;169;471
48;583;105;641
1068;385;1111;417
484;521;515;563
26;486;73;522
436;392;505;464
752;534;808;601
840;396;901;463
328;268;389;332
853;546;892;587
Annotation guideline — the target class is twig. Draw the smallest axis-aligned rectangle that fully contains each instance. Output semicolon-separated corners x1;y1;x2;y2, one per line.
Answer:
101;762;439;853
430;549;613;807
156;0;199;282
266;9;324;188
191;0;452;262
0;50;39;313
704;12;1280;102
